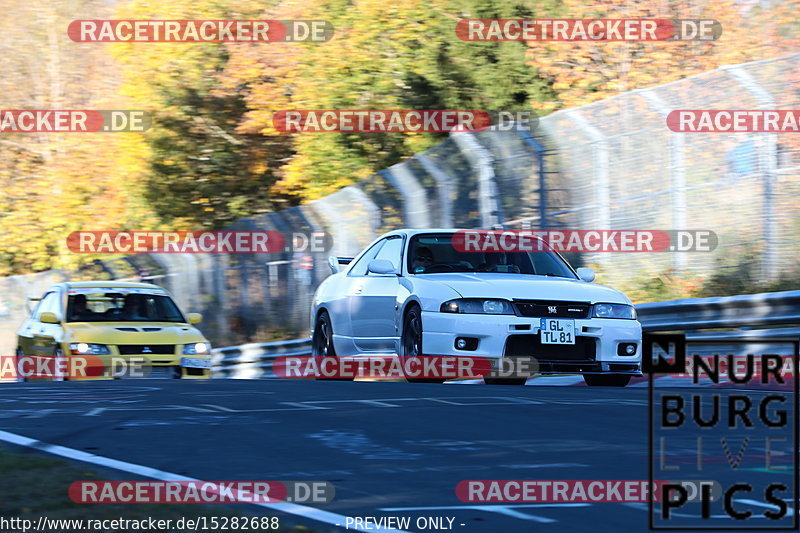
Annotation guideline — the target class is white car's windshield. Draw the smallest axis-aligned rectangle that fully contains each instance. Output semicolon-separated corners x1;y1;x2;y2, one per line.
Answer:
66;292;186;322
407;233;578;278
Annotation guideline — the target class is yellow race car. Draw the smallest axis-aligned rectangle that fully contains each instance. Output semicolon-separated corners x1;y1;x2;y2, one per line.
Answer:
15;281;212;380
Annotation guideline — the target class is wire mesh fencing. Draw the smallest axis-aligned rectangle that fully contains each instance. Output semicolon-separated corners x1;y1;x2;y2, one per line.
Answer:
0;53;797;353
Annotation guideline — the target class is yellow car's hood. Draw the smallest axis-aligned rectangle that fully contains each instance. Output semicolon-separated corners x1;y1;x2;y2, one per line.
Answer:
64;322;208;345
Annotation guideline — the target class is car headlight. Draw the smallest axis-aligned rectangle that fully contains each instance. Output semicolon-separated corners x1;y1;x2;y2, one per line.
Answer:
592;303;637;320
69;343;111;355
182;342;211;355
440;299;515;315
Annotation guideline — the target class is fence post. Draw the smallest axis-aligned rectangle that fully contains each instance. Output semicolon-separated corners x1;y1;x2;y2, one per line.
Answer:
450;132;503;228
640;89;687;272
379;163;432;228
415;153;453;227
725;65;779;281
515;130;549;231
566;111;610;266
212;253;228;344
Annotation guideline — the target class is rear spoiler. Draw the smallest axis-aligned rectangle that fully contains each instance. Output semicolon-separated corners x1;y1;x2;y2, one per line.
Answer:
328;256;354;274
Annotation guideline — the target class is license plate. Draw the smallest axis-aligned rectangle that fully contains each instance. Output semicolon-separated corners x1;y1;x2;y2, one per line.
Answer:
181;357;211;369
540;318;575;344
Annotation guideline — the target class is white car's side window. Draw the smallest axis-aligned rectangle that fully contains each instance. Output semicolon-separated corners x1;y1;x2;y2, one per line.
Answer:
348;239;387;276
370;237;403;273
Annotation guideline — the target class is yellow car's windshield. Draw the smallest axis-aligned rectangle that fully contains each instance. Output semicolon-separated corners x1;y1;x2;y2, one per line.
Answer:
66;291;186;323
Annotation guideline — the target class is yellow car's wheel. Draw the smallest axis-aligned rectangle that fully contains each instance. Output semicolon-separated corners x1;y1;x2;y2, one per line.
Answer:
53;348;66;381
16;347;26;382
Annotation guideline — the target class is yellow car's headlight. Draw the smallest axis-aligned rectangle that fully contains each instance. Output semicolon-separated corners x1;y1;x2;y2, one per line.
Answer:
69;343;111;355
182;342;211;355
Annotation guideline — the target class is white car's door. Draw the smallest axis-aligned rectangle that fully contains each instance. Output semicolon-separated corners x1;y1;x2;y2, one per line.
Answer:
328;238;385;355
349;236;403;353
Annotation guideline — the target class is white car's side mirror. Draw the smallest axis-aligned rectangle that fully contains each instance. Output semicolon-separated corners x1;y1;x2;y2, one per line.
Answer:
367;259;396;275
577;267;595;282
327;256;340;274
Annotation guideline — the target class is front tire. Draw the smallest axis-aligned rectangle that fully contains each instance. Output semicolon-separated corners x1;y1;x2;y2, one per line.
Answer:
312;311;352;381
583;374;631;387
401;306;445;384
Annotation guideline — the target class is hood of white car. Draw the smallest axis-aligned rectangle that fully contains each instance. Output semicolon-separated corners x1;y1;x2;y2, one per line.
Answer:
424;273;631;304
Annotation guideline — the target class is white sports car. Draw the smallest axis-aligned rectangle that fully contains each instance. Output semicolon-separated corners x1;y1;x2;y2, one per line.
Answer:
311;229;642;386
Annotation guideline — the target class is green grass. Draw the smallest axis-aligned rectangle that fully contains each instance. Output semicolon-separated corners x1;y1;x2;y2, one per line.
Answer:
0;444;321;531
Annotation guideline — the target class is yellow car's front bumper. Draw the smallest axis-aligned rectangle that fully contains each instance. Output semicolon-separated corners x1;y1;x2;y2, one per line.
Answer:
57;347;212;380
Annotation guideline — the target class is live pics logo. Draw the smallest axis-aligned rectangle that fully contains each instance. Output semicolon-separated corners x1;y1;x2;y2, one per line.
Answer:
647;334;799;530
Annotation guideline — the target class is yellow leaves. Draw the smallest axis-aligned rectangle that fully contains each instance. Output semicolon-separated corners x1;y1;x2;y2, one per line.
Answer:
526;0;798;112
649;51;673;61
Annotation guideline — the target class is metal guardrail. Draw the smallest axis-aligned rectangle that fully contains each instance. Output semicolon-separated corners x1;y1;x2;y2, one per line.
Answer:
686;327;800;340
636;290;800;332
212;338;311;379
212;290;800;378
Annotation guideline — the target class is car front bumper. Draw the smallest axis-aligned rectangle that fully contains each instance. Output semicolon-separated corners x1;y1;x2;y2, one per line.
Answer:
58;344;212;379
421;310;642;375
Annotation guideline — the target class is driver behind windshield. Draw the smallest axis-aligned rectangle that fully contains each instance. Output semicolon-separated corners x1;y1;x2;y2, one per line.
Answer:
68;294;97;321
122;294;149;320
411;246;434;273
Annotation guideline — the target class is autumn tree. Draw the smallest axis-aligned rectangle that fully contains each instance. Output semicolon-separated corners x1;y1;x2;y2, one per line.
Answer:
0;0;156;275
111;0;290;228
222;0;559;200
526;0;800;112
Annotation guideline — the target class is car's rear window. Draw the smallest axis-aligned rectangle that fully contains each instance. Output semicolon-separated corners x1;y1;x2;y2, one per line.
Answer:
65;289;185;323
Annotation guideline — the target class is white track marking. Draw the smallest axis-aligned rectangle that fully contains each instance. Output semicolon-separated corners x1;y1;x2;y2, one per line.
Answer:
0;429;409;533
380;503;591;523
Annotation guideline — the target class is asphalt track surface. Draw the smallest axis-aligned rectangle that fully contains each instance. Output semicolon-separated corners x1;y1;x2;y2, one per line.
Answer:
0;379;795;533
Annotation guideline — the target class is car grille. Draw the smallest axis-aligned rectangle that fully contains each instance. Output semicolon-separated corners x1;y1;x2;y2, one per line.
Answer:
117;345;175;355
144;366;179;379
513;299;590;318
504;335;596;361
